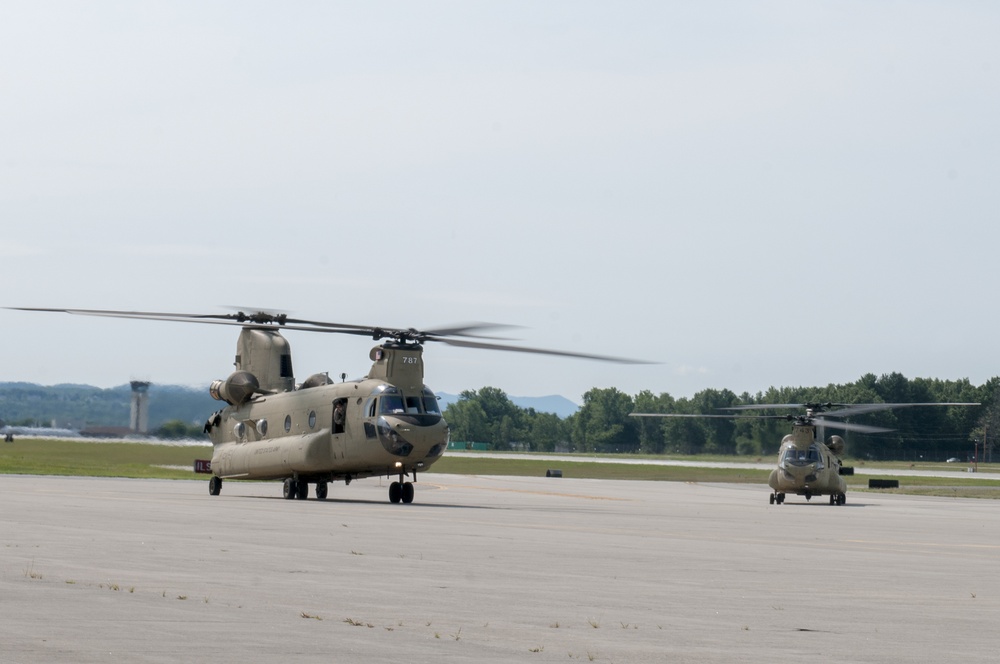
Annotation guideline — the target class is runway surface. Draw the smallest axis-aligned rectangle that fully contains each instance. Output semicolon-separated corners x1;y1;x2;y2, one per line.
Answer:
2;473;998;663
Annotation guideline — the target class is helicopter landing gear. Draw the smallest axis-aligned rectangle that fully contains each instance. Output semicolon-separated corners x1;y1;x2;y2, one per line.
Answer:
209;476;222;496
769;492;785;505
832;493;846;505
282;477;308;500
389;479;415;504
282;477;323;500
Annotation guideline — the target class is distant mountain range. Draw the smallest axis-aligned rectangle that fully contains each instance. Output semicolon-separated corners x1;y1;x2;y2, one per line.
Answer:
0;383;580;429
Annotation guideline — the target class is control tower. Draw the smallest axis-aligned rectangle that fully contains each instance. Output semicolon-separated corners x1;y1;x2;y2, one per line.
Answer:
130;381;151;433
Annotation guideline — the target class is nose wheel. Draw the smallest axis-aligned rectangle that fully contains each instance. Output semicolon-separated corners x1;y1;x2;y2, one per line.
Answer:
389;478;415;504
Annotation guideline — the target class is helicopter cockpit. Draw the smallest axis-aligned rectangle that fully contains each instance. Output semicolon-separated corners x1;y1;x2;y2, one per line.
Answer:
367;386;448;459
780;445;822;467
377;388;442;416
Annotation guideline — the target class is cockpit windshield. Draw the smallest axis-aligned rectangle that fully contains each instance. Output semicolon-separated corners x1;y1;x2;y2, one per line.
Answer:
380;394;406;415
377;387;442;416
781;446;820;466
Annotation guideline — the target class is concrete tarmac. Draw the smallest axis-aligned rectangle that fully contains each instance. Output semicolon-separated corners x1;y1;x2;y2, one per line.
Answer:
2;474;998;663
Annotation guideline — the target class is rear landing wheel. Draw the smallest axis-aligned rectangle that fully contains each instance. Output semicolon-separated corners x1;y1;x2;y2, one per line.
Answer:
295;480;309;500
315;482;328;501
209;476;222;496
282;478;296;500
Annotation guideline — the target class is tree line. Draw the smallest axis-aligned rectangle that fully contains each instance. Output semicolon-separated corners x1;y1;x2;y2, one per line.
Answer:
443;373;1000;461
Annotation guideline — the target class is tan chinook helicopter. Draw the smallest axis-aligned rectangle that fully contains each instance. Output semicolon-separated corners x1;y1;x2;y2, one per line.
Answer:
11;307;647;504
632;401;978;505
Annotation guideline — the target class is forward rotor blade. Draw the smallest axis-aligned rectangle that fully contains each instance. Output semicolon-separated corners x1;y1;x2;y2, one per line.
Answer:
440;337;655;364
423;322;523;340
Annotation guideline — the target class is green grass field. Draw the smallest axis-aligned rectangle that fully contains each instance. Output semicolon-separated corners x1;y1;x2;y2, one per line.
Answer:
2;438;998;498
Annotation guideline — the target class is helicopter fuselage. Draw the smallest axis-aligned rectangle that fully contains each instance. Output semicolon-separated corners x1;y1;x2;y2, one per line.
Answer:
207;377;448;483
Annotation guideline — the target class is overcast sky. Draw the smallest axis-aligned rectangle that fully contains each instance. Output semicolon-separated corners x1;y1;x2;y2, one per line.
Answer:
2;1;998;404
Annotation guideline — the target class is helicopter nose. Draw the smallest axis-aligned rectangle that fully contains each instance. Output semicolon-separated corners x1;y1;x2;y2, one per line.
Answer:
781;462;816;479
376;416;448;458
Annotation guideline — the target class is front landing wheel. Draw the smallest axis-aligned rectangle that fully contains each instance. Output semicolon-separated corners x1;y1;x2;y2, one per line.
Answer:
389;481;402;504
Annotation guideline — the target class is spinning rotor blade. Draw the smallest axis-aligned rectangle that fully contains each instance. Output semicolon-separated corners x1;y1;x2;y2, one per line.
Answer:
422;322;523;341
629;412;779;419
7;308;515;339
7;307;650;363
630;411;895;434
439;337;653;364
722;404;809;411
8;307;290;325
722;403;849;413
279;317;520;340
819;402;981;418
811;418;894;434
724;402;980;417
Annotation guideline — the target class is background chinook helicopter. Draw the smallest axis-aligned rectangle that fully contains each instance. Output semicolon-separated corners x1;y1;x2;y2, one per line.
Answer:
11;307;648;504
631;401;979;505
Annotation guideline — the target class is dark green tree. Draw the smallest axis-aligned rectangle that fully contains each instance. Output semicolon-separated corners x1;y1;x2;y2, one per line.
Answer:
631;390;676;454
572;388;636;453
442;393;491;444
